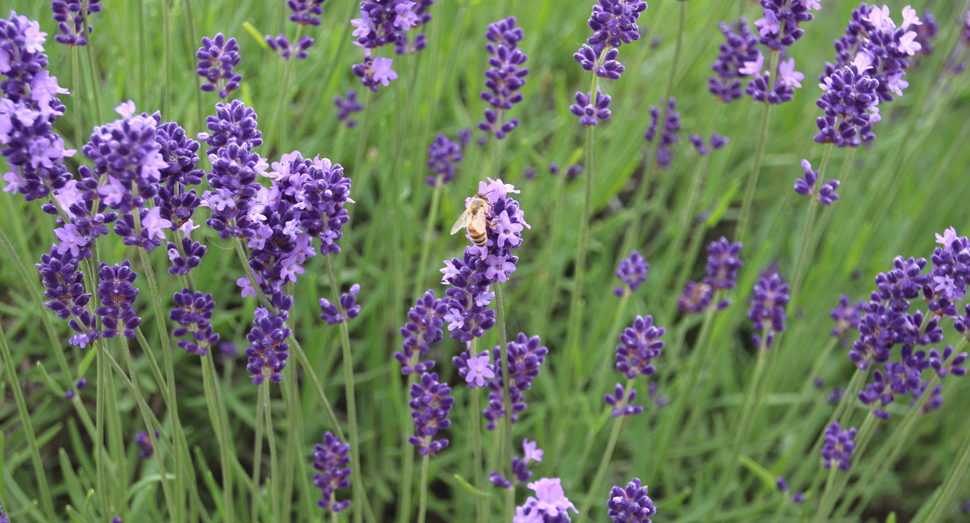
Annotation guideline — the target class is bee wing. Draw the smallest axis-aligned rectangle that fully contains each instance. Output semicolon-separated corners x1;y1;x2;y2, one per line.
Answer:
450;208;474;235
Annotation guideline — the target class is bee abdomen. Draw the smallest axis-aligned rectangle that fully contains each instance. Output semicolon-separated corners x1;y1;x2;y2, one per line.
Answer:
471;232;487;247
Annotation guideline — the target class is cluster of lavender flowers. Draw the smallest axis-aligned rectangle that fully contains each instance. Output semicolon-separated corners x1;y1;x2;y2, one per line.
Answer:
1;12;77;203
154;116;207;275
644;98;681;168
570;0;647;127
36;244;99;348
426;133;464;187
265;1;325;60
50;0;101;46
607;479;656;523
606;315;665;417
397;290;447;374
794;158;840;205
747;266;790;350
816;4;928;147
479;17;529;140
514;478;578;522
96;261;141;339
677;238;743;314
490;438;543;488
709;18;760;103
481;333;548;430
134;430;155;459
830;294;864;338
196;33;242;99
846;228;970;419
440;178;529;342
689;133;728;156
821;422;857;470
170;289;220;356
312;431;352;514
613;250;649;297
408;372;454;456
351;0;434;90
245;305;292;385
319;284;362;325
742;0;817;104
334;89;363;127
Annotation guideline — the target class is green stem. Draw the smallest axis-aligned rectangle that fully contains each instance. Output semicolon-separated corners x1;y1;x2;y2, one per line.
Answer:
0;321;57;522
326;255;365;523
735;83;775;244
414;184;443;300
137;245;186;521
96;310;108;513
231;237;344;437
417;454;430;523
647;305;717;479
263;382;280;521
504;487;515;523
789;144;833;301
398;372;418;523
272;25;304;153
909;418;970;523
494;283;513;485
0;225;95;437
251;391;265;523
470;339;486;523
161;0;172;118
81;4;102;121
118;335;178;519
576;379;633;523
202;354;234;523
347;90;376;225
804;148;855;273
182;0;206;132
702;337;770;520
585;294;630;393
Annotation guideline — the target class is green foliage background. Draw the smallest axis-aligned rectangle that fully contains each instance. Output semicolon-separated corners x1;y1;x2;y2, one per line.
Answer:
1;0;970;521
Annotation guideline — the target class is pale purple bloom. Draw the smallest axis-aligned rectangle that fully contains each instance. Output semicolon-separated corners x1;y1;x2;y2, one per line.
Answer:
886;72;908;96
99;176;127;206
465;352;495;387
280;262;305;283
248;224;274;250
522;439;543;464
900;6;921;30
237;276;260;298
739;50;764;76
2;167;24;193
851;52;873;72
755;9;779;37
445;308;464;331
494;210;524;248
54;224;88;257
30;70;70;110
897;31;921;55
527;478;578;517
936;227;958;251
777;58;804;88
142;207;172;240
179;219;200;240
865;4;895;31
23;18;47;53
485;254;515;283
350;12;373;38
371;57;398;86
393;1;419;30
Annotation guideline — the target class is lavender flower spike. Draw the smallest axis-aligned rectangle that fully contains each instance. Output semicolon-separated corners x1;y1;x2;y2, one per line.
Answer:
604;383;644;417
615;315;664;379
313;431;352;514
478;17;529;140
399;290;446;375
483;333;547;429
821;422;857;471
571;88;612;126
515;478;579;521
426;133;463;187
607;478;656;523
614;250;650;297
95;261;141;339
245;308;291;385
408;372;454;456
794;159;840;205
50;0;102;46
747;268;790;350
704;237;744;291
334;89;363;128
196;33;242;99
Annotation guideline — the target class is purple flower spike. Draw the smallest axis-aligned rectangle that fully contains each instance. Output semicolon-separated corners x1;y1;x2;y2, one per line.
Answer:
334;90;363;128
50;0;102;46
584;0;647;54
830;294;864;337
313;431;352;514
35;244;100;347
747;269;790;351
604;383;644;417
815;65;880;147
399;290;446;375
478;17;529;140
483;333;547;430
607;478;656;523
929;345;968;379
704;237;744;291
266;33;314;60
615;315;664;380
245;309;291;385
490;438;543;487
289;0;325;26
754;0;815;51
170;288;219;356
821;422;857;471
196;33;242;99
776;476;789;493
408;372;454;456
95;261;141;339
677;281;714;315
571;88;612;126
614;250;650;297
426;134;463;187
134;429;158;459
644;98;681;168
515;478;578;521
709;18;760;103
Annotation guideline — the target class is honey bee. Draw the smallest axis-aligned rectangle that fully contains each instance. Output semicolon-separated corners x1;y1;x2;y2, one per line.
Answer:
450;193;491;247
